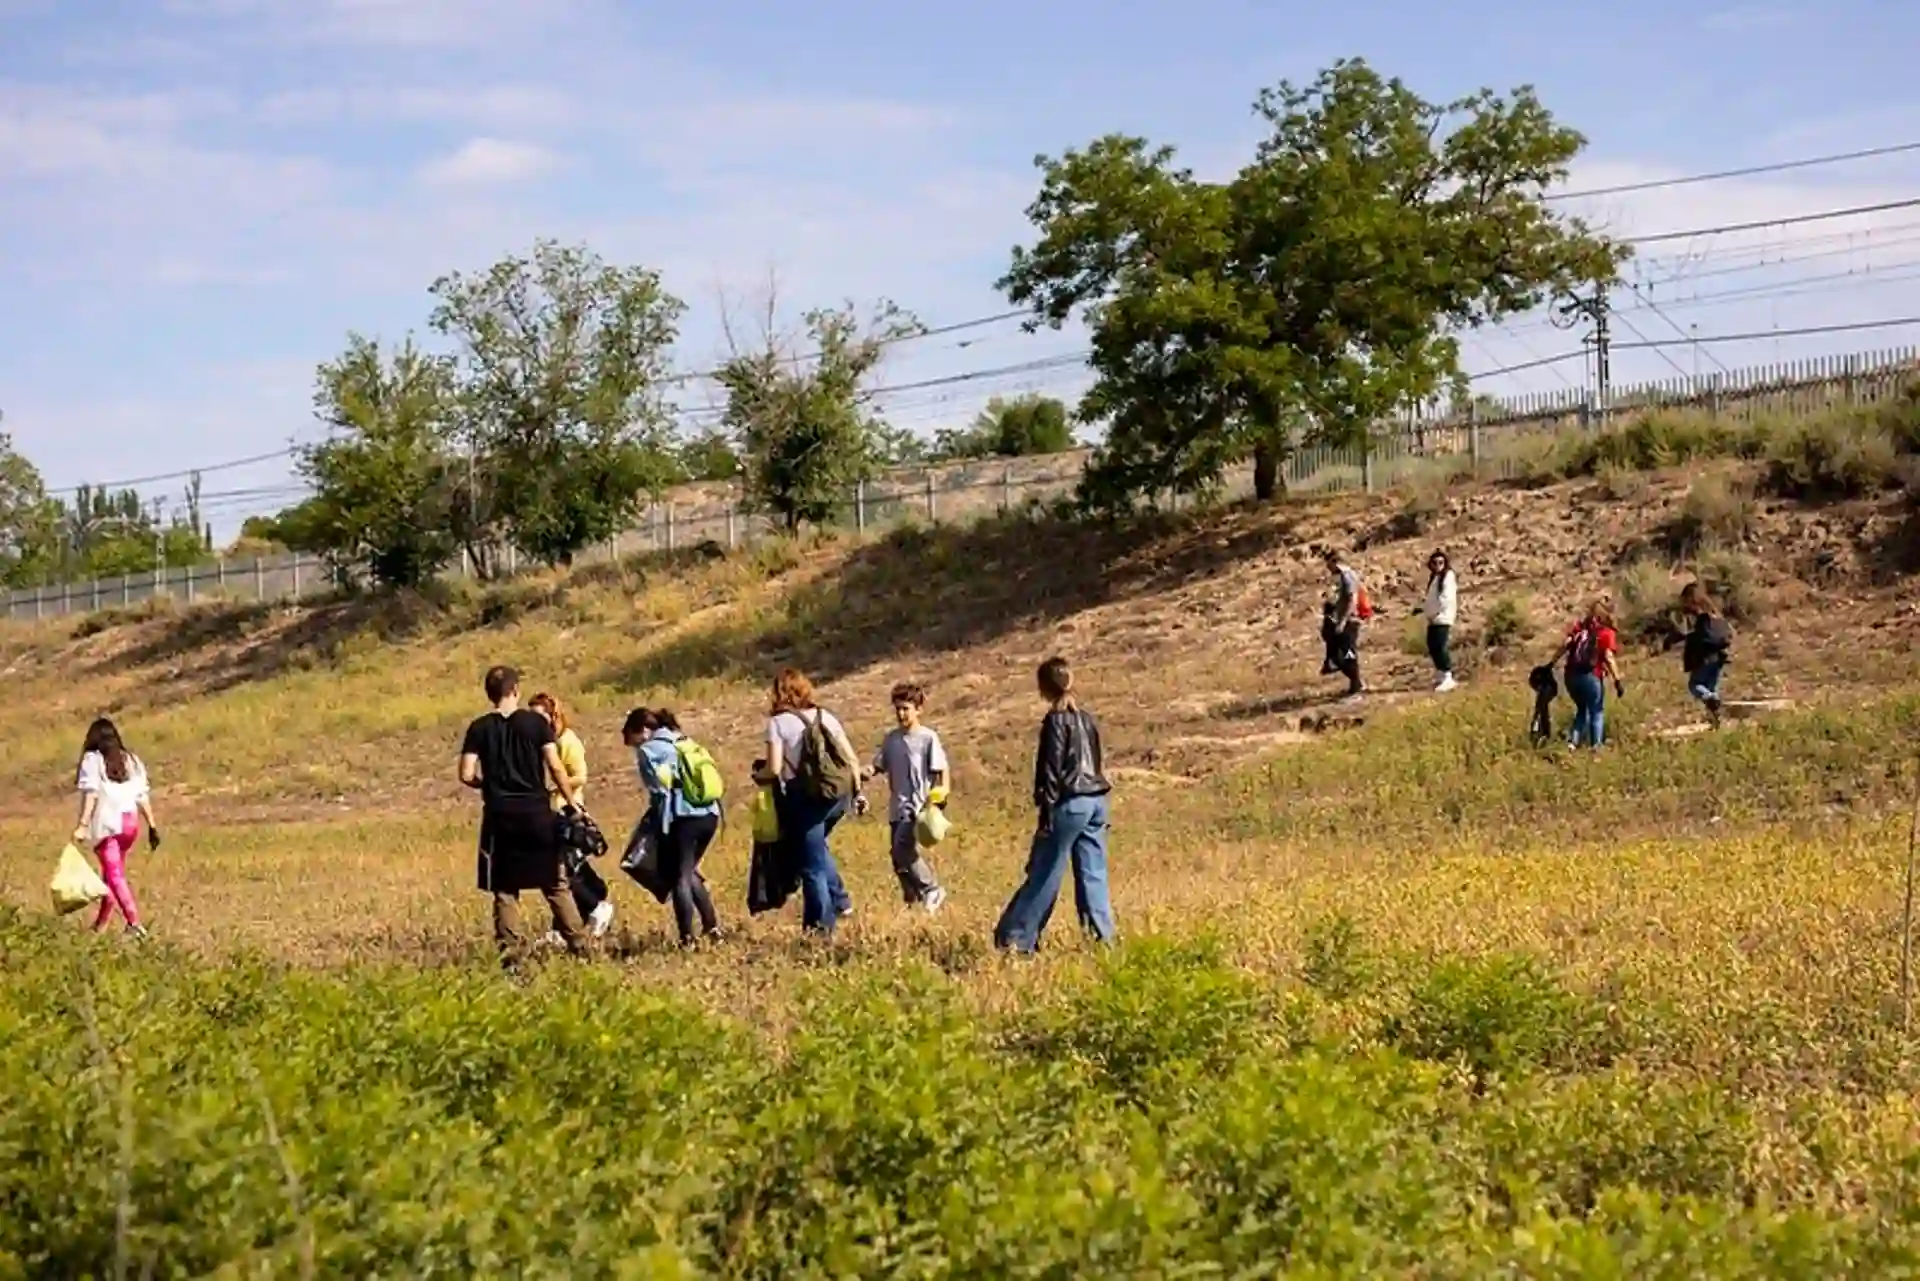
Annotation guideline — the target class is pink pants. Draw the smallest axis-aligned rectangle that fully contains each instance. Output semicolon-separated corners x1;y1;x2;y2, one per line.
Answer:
92;812;142;931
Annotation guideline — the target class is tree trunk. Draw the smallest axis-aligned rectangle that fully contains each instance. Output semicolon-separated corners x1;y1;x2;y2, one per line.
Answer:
1252;443;1284;501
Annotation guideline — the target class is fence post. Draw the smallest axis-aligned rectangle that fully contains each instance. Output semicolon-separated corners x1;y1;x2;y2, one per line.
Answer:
1709;375;1722;419
1361;438;1374;493
726;500;737;549
121;574;130;607
62;579;72;615
1001;466;1013;512
666;503;676;551
253;557;265;599
1468;400;1481;472
185;565;196;605
292;552;303;598
33;585;42;620
1844;354;1859;405
91;577;100;612
217;557;227;596
925;474;937;521
855;481;866;532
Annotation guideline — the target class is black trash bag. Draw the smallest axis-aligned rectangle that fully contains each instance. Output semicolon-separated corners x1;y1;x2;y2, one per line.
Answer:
1527;664;1559;745
618;817;673;903
746;838;798;916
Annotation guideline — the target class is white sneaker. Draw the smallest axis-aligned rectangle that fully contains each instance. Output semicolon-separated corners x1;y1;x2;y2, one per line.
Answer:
1436;674;1458;693
588;900;615;938
924;887;948;915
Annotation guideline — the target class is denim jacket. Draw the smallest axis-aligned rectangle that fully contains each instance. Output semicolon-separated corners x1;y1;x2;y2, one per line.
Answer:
637;729;721;831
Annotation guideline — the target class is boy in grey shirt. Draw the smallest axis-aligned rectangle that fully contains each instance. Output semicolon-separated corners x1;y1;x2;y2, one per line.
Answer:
866;681;950;913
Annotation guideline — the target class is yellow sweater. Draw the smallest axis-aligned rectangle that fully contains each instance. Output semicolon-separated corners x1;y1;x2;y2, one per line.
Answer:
549;728;588;812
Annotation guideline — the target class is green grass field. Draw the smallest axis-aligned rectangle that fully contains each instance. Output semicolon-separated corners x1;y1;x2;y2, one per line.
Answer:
6;461;1920;1276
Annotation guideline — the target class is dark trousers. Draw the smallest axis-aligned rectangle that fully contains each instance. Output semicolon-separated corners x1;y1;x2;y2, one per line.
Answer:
662;814;721;942
776;789;850;934
1333;620;1362;693
1426;623;1453;675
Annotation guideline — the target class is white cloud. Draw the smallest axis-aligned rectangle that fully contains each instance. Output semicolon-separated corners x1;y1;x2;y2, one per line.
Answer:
416;137;563;187
162;0;593;47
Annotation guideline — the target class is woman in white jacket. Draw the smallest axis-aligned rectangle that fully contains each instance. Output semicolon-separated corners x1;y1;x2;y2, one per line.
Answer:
1420;549;1460;693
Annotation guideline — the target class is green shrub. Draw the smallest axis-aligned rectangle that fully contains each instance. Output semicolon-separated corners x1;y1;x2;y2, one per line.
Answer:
1667;471;1754;556
1689;546;1766;625
1762;414;1901;501
1595;462;1652;503
1479;592;1535;654
1612;557;1678;641
1560;412;1752;477
1382;952;1620;1079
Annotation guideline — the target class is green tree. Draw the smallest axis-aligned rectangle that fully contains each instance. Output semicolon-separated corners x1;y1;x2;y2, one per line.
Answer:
675;428;743;484
0;427;59;588
295;334;461;589
1000;59;1625;509
720;302;921;532
934;394;1076;460
429;240;685;567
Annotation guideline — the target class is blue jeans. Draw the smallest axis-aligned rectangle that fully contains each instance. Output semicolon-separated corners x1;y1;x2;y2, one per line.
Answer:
994;793;1116;954
1566;669;1606;748
777;789;850;933
1689;657;1725;704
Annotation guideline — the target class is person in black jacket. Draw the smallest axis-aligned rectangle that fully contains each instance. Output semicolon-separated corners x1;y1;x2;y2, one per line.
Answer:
993;656;1116;953
1667;581;1733;728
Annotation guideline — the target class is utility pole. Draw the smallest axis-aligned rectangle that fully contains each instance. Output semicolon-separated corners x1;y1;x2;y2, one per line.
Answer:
1554;290;1612;429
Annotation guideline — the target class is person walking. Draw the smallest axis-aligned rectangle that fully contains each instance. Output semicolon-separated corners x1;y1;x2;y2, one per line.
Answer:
527;692;615;940
458;665;590;962
1419;549;1460;693
1673;582;1733;728
866;681;950;914
994;657;1116;953
757;668;864;936
71;717;160;938
1322;549;1368;699
631;708;725;947
1550;601;1624;751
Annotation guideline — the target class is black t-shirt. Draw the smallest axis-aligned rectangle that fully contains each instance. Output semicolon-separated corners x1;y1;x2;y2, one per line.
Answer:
460;709;555;808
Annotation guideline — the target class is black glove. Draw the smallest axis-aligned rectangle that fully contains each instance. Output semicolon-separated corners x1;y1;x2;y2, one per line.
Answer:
147;827;162;851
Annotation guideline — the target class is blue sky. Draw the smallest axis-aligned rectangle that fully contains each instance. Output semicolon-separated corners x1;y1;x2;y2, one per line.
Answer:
3;0;1919;534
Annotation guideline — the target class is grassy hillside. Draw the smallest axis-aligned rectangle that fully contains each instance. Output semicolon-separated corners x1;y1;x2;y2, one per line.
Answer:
6;454;1920;1275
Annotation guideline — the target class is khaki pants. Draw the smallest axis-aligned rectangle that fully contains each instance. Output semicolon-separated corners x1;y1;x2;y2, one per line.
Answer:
492;859;590;961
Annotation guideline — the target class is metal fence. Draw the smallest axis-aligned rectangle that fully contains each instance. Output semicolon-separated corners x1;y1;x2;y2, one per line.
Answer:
7;344;1916;623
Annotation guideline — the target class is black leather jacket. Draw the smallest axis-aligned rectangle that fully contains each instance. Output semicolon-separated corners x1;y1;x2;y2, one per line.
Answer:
1033;707;1111;813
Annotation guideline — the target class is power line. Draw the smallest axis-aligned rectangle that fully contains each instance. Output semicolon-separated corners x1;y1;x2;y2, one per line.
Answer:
1549;140;1920;202
1624;197;1920;245
1623;282;1730;375
1467;314;1920;382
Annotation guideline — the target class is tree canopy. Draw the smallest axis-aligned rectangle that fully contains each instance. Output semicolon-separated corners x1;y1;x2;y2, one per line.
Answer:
1000;58;1627;508
934;394;1077;460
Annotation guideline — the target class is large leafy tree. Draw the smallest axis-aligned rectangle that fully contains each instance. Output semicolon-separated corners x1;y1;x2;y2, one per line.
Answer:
934;393;1076;460
720;302;921;532
1000;59;1626;508
430;240;685;567
0;425;58;588
295;335;462;589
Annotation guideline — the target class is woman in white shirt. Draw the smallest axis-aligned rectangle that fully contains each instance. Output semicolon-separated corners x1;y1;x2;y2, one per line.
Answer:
71;717;161;937
1420;548;1460;693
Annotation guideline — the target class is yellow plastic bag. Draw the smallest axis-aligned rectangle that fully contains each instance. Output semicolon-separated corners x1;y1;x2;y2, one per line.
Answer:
49;843;108;916
914;804;952;848
749;787;780;844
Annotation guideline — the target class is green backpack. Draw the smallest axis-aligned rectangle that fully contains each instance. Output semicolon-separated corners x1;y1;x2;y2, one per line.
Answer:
673;737;725;807
795;709;855;802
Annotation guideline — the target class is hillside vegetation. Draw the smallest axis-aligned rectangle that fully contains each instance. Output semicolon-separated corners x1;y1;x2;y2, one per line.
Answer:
6;433;1920;1274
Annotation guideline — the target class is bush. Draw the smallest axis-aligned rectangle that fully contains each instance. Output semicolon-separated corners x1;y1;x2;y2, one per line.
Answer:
1762;414;1901;501
1667;472;1754;556
1380;483;1444;541
1595;462;1651;503
1479;593;1534;653
1383;952;1620;1079
1690;546;1766;625
1612;557;1678;642
1559;412;1753;478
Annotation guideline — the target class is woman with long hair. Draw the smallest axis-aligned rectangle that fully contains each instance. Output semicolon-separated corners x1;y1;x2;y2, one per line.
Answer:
71;717;160;937
993;656;1116;953
755;667;862;935
1420;548;1460;693
626;707;724;946
1549;599;1624;750
526;692;614;938
1675;581;1733;728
